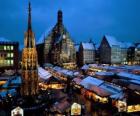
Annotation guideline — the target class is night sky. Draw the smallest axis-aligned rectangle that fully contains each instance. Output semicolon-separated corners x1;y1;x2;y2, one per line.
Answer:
0;0;140;48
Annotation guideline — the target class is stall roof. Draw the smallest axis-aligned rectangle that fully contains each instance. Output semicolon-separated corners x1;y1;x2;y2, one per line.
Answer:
117;72;140;81
100;83;122;94
81;64;89;70
129;80;140;85
53;100;71;113
80;76;104;87
11;76;22;84
73;78;82;85
95;72;114;76
110;92;125;100
87;84;112;97
53;66;62;71
38;67;52;80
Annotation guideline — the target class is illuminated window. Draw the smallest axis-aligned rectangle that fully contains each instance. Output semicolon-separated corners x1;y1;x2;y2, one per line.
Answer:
4;46;7;50
11;46;14;50
11;53;14;57
7;60;10;65
11;60;14;65
7;46;10;50
7;53;11;58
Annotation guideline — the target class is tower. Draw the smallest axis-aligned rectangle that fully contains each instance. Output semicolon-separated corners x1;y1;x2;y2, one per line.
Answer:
21;2;38;96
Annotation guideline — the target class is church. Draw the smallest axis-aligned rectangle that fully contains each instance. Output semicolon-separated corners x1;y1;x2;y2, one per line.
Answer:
44;10;76;69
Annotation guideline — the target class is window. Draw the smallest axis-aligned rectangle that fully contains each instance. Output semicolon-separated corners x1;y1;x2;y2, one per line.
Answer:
7;46;10;50
11;53;14;57
7;60;10;65
7;53;11;58
11;60;14;65
11;46;14;50
4;46;6;50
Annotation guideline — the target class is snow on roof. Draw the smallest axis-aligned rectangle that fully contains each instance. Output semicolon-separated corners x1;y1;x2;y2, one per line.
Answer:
73;78;82;85
110;92;124;100
100;83;122;94
80;76;104;87
53;66;62;71
82;42;94;50
60;69;69;74
129;80;140;85
66;71;74;77
117;72;140;81
11;76;22;84
89;64;98;67
87;84;112;97
73;71;80;76
8;89;16;96
104;35;120;47
123;65;140;70
38;67;52;80
81;64;89;70
95;72;114;76
137;44;140;48
0;37;11;42
0;91;7;97
0;89;16;98
120;42;133;48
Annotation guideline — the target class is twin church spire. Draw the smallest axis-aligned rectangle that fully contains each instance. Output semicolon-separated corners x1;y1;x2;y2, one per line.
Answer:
28;2;32;31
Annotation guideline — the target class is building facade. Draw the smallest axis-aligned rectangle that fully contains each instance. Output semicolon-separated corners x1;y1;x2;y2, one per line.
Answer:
44;10;76;69
21;3;38;96
79;42;95;66
99;35;122;64
0;39;19;71
135;44;140;65
127;46;135;65
36;43;44;66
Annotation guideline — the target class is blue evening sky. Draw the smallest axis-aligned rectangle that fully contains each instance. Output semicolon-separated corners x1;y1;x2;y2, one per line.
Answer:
0;0;140;47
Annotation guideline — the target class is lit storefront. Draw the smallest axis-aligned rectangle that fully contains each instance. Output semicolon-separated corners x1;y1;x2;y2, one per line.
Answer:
71;103;81;115
127;104;140;113
0;80;7;86
83;89;108;104
39;82;65;90
117;100;127;112
63;62;77;70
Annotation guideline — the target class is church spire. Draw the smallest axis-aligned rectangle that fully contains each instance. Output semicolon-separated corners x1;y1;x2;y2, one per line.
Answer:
57;10;63;25
28;2;32;31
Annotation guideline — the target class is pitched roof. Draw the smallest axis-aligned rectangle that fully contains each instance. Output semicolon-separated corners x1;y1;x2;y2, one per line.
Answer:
38;67;52;80
82;42;94;50
120;42;133;48
104;35;120;47
137;44;140;48
80;76;104;87
117;72;140;81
